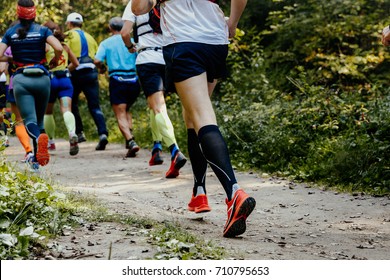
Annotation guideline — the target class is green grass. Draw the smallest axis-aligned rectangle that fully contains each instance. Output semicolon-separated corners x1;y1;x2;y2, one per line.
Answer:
150;221;226;260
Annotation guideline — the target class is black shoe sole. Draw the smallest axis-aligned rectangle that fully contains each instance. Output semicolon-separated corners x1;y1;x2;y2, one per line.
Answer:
69;145;79;156
174;154;187;169
95;139;108;151
126;146;140;157
223;197;256;238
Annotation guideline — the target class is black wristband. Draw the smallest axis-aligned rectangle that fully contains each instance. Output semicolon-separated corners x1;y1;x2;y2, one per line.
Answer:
126;43;134;49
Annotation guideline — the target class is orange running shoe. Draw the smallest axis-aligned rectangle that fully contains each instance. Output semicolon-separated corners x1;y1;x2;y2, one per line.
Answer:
36;133;50;166
165;151;187;178
188;194;211;213
223;189;256;238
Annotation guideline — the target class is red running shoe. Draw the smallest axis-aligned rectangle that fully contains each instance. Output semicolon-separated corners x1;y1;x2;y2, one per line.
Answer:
188;194;211;213
48;141;56;151
165;151;187;178
36;133;50;166
149;149;164;166
223;189;256;238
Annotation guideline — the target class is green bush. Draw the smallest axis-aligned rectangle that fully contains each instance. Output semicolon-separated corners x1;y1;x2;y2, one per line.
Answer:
262;0;390;91
217;54;390;194
0;158;69;259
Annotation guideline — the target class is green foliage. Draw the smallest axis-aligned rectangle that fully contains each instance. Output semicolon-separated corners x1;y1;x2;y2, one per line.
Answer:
0;0;129;41
0;157;69;259
218;49;390;193
262;0;390;90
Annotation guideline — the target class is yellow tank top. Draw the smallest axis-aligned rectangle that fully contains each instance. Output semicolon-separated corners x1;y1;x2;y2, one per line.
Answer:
46;44;69;71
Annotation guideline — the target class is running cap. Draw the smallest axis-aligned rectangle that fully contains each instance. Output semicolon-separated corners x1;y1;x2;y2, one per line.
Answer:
66;12;83;23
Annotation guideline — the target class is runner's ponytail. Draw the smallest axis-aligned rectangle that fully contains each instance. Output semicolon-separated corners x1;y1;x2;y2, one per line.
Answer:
16;0;35;39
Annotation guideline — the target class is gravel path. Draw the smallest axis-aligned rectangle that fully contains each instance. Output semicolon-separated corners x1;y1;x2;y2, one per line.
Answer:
4;136;390;260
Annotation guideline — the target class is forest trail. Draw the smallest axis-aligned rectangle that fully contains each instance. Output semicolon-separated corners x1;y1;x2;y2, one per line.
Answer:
4;136;390;260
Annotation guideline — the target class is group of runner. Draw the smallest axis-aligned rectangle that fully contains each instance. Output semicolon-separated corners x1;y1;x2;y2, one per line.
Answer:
0;0;187;178
0;0;256;238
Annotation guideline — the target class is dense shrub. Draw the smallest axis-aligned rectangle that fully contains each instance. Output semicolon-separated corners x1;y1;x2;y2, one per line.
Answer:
217;52;390;193
0;158;69;259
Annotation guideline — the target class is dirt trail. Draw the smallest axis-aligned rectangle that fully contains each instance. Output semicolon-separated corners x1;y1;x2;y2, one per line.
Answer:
4;136;390;260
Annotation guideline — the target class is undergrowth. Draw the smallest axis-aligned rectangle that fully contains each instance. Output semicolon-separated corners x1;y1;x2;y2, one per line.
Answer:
217;64;390;195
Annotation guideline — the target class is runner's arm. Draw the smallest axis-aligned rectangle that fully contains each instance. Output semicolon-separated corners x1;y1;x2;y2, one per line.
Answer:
0;62;7;74
93;58;107;74
63;44;79;72
382;25;390;46
47;35;63;67
0;43;12;63
131;0;156;16
121;20;137;53
227;0;248;39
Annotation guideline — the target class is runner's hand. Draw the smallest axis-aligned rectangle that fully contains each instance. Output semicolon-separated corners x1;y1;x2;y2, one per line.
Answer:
49;57;59;68
126;43;137;53
226;17;237;39
99;64;107;74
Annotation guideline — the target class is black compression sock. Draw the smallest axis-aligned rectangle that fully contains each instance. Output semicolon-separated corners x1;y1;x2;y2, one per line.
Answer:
198;125;237;200
188;128;207;196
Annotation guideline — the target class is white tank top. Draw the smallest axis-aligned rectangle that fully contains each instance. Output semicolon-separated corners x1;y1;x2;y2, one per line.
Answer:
122;0;165;65
160;0;229;46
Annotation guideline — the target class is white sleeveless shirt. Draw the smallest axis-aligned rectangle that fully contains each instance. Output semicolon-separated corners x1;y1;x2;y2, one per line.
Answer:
160;0;229;46
122;0;165;65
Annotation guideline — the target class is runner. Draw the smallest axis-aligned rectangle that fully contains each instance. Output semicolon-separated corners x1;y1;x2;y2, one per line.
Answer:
43;20;79;156
94;17;141;158
131;0;256;237
65;12;109;150
0;0;63;169
0;46;33;161
121;1;187;177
